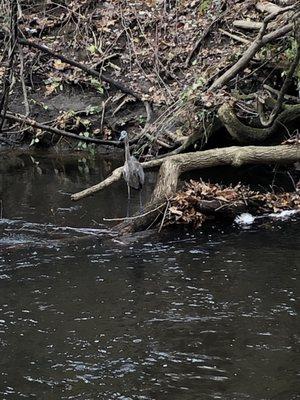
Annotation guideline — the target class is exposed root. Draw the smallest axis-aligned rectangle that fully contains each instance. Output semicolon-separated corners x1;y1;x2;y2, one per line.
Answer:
218;103;300;144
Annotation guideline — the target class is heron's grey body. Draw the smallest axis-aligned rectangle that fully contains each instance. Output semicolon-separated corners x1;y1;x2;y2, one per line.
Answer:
119;130;144;214
123;155;145;191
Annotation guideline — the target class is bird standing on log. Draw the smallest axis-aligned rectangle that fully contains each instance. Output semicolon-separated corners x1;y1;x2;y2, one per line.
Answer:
119;130;145;216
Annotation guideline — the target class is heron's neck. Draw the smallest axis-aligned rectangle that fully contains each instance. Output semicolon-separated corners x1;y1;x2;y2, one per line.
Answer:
125;137;130;162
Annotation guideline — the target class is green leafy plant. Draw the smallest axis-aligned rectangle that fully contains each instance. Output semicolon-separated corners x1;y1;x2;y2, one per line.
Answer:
78;157;90;174
181;77;206;101
30;99;48;110
77;132;96;156
77;131;90;150
85;105;102;115
285;39;300;81
199;0;212;15
44;76;63;94
138;115;146;124
90;78;104;94
87;44;99;55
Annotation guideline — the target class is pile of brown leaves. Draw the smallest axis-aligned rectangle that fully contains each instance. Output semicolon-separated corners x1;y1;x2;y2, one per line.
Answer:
167;180;254;228
167;180;300;228
257;191;300;213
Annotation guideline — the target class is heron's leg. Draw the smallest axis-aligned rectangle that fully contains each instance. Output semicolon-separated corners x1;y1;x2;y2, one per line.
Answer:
126;184;131;217
139;190;143;214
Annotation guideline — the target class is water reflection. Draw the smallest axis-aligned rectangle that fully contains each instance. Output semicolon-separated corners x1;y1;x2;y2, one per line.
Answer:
0;152;299;399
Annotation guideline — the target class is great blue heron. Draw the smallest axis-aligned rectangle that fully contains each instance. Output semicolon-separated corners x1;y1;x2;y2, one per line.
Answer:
119;130;145;215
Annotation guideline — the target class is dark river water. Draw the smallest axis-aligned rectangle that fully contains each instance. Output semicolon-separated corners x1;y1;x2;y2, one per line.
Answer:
0;151;299;400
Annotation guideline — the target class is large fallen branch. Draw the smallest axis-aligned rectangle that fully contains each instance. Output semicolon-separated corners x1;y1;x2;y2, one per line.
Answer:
71;158;163;201
256;1;282;14
71;144;300;233
116;144;299;233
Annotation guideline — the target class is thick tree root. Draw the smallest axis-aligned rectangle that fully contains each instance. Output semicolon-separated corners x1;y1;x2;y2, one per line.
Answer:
218;103;300;144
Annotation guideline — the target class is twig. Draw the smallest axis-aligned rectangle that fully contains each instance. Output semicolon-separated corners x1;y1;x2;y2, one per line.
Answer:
112;96;133;116
103;203;165;221
100;97;110;134
219;28;250;44
158;200;170;232
92;52;120;69
144;132;173;149
18;43;30;116
263;84;300;103
185;9;228;68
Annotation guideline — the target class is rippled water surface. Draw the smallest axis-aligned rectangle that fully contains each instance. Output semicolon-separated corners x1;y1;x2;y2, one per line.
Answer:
0;152;299;400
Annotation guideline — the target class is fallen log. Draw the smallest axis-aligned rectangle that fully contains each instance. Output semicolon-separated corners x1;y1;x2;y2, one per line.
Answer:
116;144;299;234
71;157;163;201
256;1;282;14
71;144;300;233
233;20;263;30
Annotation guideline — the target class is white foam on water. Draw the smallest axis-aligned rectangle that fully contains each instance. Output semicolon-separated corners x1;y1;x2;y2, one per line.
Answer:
269;209;299;219
235;209;299;226
234;213;256;225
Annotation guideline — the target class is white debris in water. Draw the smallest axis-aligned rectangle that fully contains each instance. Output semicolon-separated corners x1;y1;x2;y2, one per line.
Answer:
235;209;299;226
234;213;256;225
269;209;299;219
